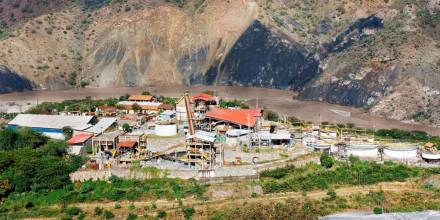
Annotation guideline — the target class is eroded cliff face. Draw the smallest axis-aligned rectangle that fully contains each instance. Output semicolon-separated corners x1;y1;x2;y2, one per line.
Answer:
0;0;439;126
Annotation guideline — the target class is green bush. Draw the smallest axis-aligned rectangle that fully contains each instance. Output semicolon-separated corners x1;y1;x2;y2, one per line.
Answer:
373;207;383;214
265;110;279;121
127;213;137;220
219;99;249;109
65;207;82;216
103;210;115;219
115;203;121;209
320;154;334;168
94;207;103;216
183;207;195;220
157;210;167;218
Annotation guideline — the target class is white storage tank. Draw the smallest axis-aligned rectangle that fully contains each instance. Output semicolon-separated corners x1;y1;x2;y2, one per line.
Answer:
314;142;331;154
155;124;177;137
383;144;418;160
346;144;379;158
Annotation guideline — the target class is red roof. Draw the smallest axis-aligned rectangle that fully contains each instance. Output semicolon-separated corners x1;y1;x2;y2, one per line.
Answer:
117;141;137;148
205;108;262;127
192;93;215;102
67;133;94;145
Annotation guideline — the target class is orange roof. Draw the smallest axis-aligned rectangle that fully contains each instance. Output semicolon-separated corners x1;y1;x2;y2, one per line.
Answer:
158;103;174;110
98;105;117;112
128;95;154;101
117;140;137;148
192;93;215;102
205;108;262;127
67;133;94;145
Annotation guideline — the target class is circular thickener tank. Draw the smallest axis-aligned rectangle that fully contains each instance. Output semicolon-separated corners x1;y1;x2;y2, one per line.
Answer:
346;144;378;157
155;124;177;137
383;145;418;160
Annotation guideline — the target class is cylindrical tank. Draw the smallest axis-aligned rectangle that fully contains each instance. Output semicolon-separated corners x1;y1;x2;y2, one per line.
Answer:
421;151;440;160
346;144;379;158
155;124;177;137
314;142;331;154
383;145;418;160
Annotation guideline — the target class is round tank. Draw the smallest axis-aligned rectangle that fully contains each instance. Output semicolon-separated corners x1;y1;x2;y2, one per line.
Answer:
421;151;440;160
383;145;418;160
314;142;331;153
155;124;177;137
346;144;378;158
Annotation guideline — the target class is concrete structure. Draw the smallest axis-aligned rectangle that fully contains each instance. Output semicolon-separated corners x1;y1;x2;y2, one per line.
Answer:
346;144;379;158
8;114;95;139
250;130;293;147
383;144;418;160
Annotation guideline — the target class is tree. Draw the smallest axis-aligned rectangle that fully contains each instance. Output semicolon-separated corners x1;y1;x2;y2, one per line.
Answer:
132;103;142;112
122;123;131;132
0;128;18;151
40;140;67;157
142;91;151;95
157;210;167;219
62;126;73;139
265;110;279;122
320;153;334;168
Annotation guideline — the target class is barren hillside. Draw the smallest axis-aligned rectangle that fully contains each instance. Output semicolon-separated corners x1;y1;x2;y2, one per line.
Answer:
0;0;439;126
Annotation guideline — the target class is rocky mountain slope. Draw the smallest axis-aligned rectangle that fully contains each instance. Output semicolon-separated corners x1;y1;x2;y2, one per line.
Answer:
0;0;439;126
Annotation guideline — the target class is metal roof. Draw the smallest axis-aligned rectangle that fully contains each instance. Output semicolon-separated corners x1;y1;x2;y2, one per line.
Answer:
205;108;262;127
187;130;216;143
8;114;93;130
251;130;292;140
84;117;117;134
67;133;94;145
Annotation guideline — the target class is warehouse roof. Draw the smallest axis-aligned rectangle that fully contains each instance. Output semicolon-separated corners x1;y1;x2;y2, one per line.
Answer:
84;117;117;134
67;133;94;145
8;114;94;131
205;108;262;127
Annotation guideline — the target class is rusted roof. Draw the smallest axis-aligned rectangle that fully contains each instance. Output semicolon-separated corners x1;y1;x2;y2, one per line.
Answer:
205;108;262;127
128;95;154;101
158;103;174;110
67;133;94;145
98;105;117;112
117;140;137;148
192;93;215;102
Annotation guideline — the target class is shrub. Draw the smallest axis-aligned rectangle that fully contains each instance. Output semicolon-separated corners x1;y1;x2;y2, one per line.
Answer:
103;210;115;219
127;213;137;220
320;154;334;168
265;110;279;121
65;207;82;216
94;207;103;216
373;207;383;214
115;203;121;209
157;210;167;218
183;207;195;220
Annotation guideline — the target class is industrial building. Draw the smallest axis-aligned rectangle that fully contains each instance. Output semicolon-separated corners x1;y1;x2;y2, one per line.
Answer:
8;114;96;139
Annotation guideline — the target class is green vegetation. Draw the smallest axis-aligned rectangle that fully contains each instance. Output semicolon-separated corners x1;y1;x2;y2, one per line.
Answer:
183;207;195;220
62;126;73;140
0;128;83;200
0;20;11;40
264;110;279;121
219;99;249;109
320;154;334;169
165;0;186;8
27;97;119;114
260;156;425;193
157;96;177;106
0;175;205;217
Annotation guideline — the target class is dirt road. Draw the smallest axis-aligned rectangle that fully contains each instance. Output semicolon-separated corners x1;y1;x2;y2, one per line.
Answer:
1;86;439;135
